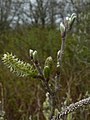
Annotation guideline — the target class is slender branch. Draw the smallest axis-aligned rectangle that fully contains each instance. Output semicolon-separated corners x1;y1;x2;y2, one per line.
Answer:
51;13;77;119
59;37;66;64
31;60;53;95
50;34;66;120
55;13;77;95
56;35;66;82
51;97;90;120
34;61;44;79
29;50;45;80
32;56;56;120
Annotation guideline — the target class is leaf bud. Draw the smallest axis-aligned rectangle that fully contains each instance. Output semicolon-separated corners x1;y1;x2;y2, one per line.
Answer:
33;50;38;63
71;13;77;19
29;49;33;59
60;22;65;36
43;66;50;79
56;64;60;74
57;50;61;58
46;92;49;98
71;13;77;22
45;56;53;68
66;13;77;30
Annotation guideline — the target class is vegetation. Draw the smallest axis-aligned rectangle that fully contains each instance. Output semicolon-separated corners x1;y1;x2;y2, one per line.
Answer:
0;1;90;120
0;11;90;120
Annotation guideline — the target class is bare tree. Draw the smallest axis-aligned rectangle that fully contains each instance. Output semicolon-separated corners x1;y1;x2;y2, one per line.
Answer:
0;0;24;30
0;0;12;30
0;0;89;29
46;0;58;27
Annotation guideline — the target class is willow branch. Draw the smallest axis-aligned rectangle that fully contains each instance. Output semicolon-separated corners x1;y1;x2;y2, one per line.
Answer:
51;97;90;120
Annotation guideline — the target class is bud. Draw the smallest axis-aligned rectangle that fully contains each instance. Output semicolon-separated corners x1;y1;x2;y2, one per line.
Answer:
43;92;51;120
43;66;50;79
71;13;77;23
45;56;53;68
0;117;4;120
60;22;65;35
33;50;38;62
67;13;77;30
29;49;33;59
46;92;49;98
56;64;60;74
71;13;77;19
55;108;59;116
65;13;77;30
66;17;69;21
57;50;61;58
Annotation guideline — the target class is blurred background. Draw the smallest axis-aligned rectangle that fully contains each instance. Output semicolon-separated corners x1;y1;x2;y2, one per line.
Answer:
0;0;90;120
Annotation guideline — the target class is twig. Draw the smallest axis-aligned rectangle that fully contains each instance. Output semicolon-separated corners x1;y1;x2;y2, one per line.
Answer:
56;35;66;82
51;97;90;120
34;61;44;78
